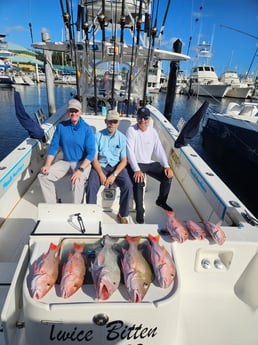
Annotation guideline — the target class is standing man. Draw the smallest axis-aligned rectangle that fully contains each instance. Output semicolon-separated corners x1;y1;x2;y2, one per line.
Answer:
38;98;95;203
126;107;173;224
86;110;132;224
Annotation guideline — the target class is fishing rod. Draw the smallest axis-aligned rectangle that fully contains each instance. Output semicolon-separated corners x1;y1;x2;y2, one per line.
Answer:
127;6;137;116
28;23;34;43
120;0;126;60
220;25;258;40
91;0;98;114
142;0;158;105
157;0;171;49
97;0;106;61
60;0;81;98
110;0;119;109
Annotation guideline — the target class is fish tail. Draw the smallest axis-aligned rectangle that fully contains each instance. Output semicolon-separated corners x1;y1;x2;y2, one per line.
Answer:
148;233;160;243
165;210;175;216
73;242;85;253
126;234;141;244
50;242;61;252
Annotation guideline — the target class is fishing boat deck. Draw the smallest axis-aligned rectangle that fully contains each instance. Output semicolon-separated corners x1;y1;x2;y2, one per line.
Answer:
0;169;200;264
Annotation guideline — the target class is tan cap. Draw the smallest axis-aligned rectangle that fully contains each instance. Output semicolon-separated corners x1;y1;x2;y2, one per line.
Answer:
68;99;82;111
106;110;120;121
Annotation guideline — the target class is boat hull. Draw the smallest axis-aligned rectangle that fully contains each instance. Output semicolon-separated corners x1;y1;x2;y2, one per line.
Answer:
190;83;229;98
224;86;253;99
202;116;258;168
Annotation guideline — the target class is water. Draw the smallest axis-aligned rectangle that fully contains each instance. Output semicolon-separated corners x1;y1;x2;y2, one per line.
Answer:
0;85;76;161
0;85;256;217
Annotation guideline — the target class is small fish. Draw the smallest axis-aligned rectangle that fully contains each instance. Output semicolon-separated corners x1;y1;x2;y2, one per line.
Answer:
31;242;60;300
165;211;189;243
91;235;121;300
185;220;207;240
121;235;152;303
148;233;176;288
60;242;86;298
203;221;226;245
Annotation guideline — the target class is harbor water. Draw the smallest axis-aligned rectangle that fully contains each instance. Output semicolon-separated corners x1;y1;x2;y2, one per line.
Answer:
0;85;256;217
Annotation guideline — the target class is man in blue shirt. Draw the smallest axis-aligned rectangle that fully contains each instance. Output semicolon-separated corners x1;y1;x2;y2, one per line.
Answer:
86;110;132;224
38;98;95;203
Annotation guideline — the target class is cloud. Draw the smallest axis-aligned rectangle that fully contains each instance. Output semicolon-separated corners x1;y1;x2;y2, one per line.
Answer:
5;26;28;33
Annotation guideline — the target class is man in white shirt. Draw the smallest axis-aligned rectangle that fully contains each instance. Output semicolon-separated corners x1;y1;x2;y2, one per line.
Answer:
126;107;173;223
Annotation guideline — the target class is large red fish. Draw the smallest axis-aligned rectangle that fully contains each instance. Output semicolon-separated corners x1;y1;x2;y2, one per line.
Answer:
148;233;176;288
60;242;86;298
203;221;226;245
121;235;152;303
31;242;60;300
91;235;121;300
165;211;189;243
185;220;207;240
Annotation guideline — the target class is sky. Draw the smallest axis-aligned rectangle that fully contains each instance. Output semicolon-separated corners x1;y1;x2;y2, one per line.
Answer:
0;0;257;77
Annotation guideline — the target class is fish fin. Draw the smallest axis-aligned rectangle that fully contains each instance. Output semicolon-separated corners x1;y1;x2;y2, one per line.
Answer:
50;242;60;251
73;242;85;253
33;263;38;273
148;233;160;243
165;210;175;216
96;252;105;265
126;234;141;244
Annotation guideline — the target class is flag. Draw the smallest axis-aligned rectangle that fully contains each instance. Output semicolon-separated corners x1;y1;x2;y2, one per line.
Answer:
14;90;46;142
174;101;209;148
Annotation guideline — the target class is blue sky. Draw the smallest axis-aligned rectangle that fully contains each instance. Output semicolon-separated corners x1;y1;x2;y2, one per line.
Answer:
0;0;257;77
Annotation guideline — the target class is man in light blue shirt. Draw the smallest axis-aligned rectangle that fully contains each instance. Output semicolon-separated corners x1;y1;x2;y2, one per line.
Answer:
86;110;132;224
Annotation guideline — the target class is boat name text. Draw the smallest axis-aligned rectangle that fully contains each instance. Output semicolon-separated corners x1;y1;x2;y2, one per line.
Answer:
2;163;25;190
48;321;158;342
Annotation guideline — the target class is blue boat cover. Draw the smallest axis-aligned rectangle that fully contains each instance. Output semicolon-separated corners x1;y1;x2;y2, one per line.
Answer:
14;90;46;142
174;101;209;148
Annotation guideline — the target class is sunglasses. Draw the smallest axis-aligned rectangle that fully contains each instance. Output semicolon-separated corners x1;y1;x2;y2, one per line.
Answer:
107;120;119;124
137;115;150;120
69;109;79;113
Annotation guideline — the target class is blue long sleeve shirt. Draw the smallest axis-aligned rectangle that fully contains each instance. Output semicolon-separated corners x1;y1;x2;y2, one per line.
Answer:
48;117;96;162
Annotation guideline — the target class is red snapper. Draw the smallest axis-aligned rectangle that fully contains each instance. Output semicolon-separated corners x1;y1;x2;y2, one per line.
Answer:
148;233;176;288
91;235;121;300
31;242;60;300
60;242;86;298
121;235;152;303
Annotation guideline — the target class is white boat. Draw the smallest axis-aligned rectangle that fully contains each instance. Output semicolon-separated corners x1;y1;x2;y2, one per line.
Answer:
188;42;230;98
0;35;15;88
147;61;166;93
0;2;258;345
220;71;254;99
188;65;230;98
202;101;258;169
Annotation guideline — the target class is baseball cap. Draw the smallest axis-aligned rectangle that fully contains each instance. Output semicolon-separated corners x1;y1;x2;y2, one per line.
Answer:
68;99;82;111
137;107;150;117
106;110;120;121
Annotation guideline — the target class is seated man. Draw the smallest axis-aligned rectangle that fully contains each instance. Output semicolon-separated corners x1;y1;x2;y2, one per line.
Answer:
126;106;174;224
38;99;95;203
86;110;132;224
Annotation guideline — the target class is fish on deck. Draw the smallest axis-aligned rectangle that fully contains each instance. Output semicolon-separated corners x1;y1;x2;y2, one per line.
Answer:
165;211;189;243
148;233;176;288
60;242;87;298
91;235;121;300
121;235;152;303
31;242;61;300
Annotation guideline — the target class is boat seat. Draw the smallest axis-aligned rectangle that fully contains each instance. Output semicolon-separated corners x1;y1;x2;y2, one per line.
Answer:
226;102;241;115
239;104;257;117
